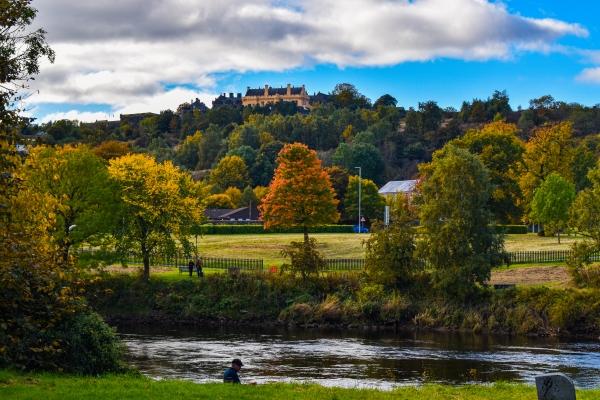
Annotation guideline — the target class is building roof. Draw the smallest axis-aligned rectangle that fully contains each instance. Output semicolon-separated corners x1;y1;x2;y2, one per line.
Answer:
378;180;417;195
245;87;304;96
204;207;260;220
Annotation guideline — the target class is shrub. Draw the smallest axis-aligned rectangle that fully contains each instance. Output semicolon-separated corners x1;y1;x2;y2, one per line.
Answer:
495;225;528;234
315;295;342;322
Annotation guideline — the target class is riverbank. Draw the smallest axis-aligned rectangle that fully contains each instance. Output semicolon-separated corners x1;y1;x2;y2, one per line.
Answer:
1;370;599;399
88;272;600;337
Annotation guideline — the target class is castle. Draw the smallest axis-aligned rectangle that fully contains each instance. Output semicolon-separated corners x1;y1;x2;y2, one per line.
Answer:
242;84;311;108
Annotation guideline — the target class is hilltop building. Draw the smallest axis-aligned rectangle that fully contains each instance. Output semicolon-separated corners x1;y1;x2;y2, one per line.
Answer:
212;93;243;109
179;98;209;117
243;84;310;108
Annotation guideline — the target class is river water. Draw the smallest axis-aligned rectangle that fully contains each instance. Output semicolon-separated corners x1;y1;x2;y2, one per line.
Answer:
118;325;600;389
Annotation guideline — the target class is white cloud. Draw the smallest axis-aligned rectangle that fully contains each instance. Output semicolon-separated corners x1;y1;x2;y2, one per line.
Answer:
576;67;600;84
29;0;589;116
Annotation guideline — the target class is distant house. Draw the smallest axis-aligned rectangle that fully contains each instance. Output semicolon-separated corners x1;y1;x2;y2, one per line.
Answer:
204;207;261;223
180;98;209;117
212;93;243;109
243;84;310;108
378;180;418;198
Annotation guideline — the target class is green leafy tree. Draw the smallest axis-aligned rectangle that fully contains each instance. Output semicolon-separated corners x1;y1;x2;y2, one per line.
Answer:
330;83;372;109
210;155;250;190
403;107;420;136
175;130;202;170
332;142;386;186
530;173;576;244
570;166;600;244
108;154;204;278
259;143;339;244
226;145;257;170
419;101;443;133
198;124;223;169
374;94;398;108
364;194;419;289
571;144;596;192
343;176;386;221
324;166;349;214
239;185;258;208
24;145;118;260
416;145;506;299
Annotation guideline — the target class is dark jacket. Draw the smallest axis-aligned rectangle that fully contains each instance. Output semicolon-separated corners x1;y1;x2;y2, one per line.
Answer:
223;367;241;383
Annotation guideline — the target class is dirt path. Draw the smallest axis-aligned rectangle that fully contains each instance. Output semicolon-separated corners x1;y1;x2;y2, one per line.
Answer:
491;265;570;286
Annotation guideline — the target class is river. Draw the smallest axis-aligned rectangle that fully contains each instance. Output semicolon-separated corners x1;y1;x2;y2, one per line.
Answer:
118;325;600;389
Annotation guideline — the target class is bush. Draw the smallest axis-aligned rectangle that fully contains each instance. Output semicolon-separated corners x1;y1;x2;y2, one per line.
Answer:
495;225;528;234
199;224;354;234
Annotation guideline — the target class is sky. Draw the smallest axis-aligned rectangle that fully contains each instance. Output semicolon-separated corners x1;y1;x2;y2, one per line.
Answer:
26;0;600;123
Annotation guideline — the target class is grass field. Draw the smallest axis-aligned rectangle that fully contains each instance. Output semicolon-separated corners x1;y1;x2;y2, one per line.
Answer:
2;371;599;400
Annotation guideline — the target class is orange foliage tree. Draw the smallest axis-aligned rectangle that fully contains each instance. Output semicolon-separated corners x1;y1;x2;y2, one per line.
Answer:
259;143;339;243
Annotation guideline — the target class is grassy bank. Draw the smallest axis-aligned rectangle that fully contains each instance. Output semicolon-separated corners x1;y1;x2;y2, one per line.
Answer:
87;272;600;336
2;370;599;400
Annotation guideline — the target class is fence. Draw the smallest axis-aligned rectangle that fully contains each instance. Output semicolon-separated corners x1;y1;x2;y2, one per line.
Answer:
323;258;364;271
200;257;263;271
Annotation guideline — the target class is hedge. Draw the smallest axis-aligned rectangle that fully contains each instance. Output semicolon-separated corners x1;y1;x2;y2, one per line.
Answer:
495;225;528;234
197;225;354;235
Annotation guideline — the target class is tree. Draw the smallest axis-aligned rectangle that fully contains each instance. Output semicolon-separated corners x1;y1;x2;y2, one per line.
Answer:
451;121;525;223
519;122;575;212
198;124;223;169
205;193;235;209
224;186;242;208
419;101;443;133
330;83;372;109
210;155;250;190
343;176;386;221
364;194;419;289
24;145;118;260
108;154;204;279
253;186;269;203
403;107;420;136
175;130;202;170
259;143;339;243
324;166;349;214
226;145;257;169
250;141;285;187
571;144;596;192
374;94;398;108
332;142;386;185
570;166;600;244
530;173;575;244
92;141;130;161
239;186;258;208
416;145;506;299
470;100;487;123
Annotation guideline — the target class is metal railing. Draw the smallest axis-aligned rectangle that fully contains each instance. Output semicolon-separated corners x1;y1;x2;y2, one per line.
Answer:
323;258;364;271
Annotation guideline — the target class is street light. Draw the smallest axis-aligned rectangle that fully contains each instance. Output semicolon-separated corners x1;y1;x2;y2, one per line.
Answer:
355;167;362;233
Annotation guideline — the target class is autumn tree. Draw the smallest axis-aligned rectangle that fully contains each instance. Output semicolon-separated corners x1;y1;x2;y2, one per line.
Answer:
530;173;575;244
224;186;242;207
519;122;575;212
259;143;339;244
24;145;118;260
92;140;130;161
206;193;235;209
108;154;205;278
416;145;506;299
451;121;525;223
174;130;202;170
343;176;386;221
210;155;250;190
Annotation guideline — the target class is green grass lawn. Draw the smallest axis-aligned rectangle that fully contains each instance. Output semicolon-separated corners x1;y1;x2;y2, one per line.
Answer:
504;233;582;252
2;371;599;400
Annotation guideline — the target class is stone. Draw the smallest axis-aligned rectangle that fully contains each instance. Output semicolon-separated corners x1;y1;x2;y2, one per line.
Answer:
535;373;576;400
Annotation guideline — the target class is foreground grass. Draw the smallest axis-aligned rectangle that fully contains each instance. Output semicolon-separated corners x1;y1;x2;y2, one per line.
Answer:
2;371;599;400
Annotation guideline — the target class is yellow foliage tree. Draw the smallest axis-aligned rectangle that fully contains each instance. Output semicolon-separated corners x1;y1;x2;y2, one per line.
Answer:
224;187;242;208
210;155;250;190
108;154;205;278
254;186;270;203
519;122;575;215
92;141;131;161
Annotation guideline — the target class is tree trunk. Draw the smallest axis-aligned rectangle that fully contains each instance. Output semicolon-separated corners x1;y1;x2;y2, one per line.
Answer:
558;230;561;244
142;243;150;279
303;225;309;245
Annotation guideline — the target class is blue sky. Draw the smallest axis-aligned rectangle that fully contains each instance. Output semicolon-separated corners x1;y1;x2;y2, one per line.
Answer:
29;0;600;122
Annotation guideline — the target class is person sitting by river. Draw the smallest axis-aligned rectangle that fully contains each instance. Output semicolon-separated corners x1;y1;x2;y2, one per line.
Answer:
223;358;244;383
188;259;194;277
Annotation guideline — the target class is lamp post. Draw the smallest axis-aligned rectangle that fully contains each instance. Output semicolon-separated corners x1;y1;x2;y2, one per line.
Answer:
355;167;362;233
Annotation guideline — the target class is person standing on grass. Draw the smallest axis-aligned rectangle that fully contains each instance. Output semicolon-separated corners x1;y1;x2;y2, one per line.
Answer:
188;259;194;277
196;258;203;278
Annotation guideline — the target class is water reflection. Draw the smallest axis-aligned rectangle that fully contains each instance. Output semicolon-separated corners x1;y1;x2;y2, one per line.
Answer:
118;325;600;389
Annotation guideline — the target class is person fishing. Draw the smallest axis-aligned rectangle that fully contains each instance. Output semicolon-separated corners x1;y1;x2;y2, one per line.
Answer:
188;259;194;277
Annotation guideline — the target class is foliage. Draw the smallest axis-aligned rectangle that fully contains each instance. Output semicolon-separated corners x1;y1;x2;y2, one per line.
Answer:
364;194;420;289
566;240;600;288
530;173;576;244
205;194;235;209
451;121;525;224
324;166;349;214
570;166;600;243
260;143;339;243
92;141;130;161
196;224;354;235
108;154;205;278
519;122;575;211
24;145;118;259
332;142;386;185
239;186;258;208
330;83;371;109
174;131;202;170
416;145;507;299
281;238;328;279
224;187;242;207
495;225;528;234
373;94;398;108
210;155;250;190
343;175;386;221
